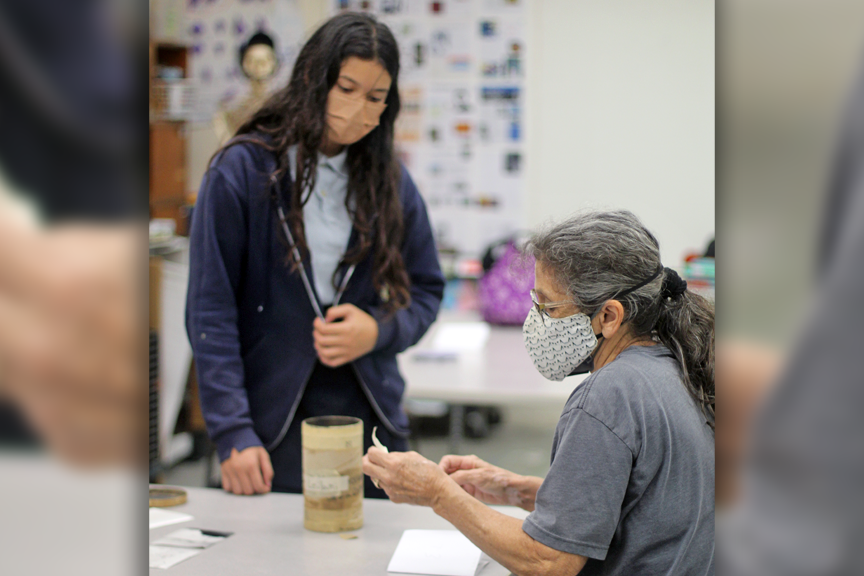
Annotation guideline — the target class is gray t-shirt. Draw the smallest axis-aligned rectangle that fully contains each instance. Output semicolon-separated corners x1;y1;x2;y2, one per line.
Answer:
523;344;715;575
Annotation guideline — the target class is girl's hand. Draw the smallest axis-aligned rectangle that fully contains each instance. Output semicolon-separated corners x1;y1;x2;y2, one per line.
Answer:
312;304;378;367
220;446;274;495
363;448;452;507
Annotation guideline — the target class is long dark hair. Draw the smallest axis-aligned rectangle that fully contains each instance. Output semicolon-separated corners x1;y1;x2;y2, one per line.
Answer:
216;13;410;311
528;211;715;430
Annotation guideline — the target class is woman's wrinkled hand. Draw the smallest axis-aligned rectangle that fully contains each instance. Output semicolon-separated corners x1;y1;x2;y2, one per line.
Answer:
363;448;452;507
440;454;532;508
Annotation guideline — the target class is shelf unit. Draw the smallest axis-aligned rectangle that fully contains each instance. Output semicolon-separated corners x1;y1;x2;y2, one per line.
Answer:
149;41;191;236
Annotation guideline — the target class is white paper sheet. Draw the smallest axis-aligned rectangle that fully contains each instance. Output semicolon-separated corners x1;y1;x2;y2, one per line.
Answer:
152;528;227;548
149;545;201;569
432;323;490;352
149;507;194;530
387;530;483;576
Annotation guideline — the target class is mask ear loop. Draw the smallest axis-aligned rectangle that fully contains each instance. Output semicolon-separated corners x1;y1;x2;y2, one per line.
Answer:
608;264;664;304
583;264;663;361
587;308;605;359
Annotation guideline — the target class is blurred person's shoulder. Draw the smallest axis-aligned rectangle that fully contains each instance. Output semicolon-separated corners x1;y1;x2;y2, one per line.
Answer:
822;57;864;271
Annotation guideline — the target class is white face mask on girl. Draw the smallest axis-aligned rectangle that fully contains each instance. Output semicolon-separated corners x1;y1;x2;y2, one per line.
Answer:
522;306;602;381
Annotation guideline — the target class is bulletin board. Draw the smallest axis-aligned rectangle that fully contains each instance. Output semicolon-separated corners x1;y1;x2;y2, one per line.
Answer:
184;0;305;123
333;0;528;258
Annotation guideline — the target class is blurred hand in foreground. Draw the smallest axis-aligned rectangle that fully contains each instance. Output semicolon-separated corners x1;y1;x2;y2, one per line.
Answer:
0;216;142;467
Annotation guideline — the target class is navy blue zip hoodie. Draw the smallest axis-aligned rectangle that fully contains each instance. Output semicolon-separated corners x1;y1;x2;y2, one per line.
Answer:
185;140;445;461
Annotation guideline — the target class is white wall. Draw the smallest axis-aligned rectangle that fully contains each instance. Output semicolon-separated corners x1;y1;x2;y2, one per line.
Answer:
187;0;715;265
524;0;715;265
184;0;328;201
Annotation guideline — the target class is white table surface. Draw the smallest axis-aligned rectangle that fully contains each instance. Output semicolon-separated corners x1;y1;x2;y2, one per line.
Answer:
400;311;587;406
149;486;528;575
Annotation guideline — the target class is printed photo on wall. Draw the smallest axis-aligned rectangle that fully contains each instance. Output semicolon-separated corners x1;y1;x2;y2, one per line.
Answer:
504;152;521;174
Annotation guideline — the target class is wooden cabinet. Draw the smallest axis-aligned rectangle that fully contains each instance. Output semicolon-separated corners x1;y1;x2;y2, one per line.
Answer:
149;41;191;235
150;122;188;235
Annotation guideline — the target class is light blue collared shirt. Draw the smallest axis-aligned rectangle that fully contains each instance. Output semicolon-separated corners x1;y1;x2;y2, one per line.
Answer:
287;145;353;305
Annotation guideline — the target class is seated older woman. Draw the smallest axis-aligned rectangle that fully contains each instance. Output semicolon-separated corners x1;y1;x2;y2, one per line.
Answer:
363;210;715;576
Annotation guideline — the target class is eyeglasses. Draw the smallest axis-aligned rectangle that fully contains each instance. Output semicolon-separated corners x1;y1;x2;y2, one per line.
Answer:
529;289;575;319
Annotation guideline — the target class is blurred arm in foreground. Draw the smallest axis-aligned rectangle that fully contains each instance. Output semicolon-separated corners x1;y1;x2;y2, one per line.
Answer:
0;201;141;465
0;0;144;467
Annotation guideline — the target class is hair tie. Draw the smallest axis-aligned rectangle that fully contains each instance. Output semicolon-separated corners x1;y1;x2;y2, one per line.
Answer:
661;267;687;300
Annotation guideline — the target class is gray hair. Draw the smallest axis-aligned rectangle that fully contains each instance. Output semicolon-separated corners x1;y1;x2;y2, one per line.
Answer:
527;210;715;429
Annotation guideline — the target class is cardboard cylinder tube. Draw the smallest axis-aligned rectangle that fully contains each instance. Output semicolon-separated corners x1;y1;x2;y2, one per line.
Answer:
301;416;364;532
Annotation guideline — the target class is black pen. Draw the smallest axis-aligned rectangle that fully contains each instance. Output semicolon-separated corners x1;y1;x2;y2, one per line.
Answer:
196;529;233;538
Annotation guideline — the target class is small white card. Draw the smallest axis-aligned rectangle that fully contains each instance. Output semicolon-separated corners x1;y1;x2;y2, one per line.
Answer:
387;530;483;576
149;507;193;530
149;545;201;569
149;529;231;569
152;528;230;549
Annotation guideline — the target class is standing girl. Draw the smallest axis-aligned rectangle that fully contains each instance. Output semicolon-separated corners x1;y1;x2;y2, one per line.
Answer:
186;13;444;497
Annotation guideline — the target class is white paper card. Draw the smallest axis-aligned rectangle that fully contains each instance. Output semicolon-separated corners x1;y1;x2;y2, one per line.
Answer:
149;507;193;530
387;530;482;576
149;545;201;569
152;528;226;549
432;323;490;352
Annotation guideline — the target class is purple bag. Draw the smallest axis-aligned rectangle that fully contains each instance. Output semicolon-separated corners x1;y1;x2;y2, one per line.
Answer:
477;240;535;325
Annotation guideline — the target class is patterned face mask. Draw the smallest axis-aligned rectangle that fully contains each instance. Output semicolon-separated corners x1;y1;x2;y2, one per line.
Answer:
522;306;601;381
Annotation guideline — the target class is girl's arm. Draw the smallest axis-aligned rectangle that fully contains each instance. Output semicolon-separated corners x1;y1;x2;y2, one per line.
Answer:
186;161;262;463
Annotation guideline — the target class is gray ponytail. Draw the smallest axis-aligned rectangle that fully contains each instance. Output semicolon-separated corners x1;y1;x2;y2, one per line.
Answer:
527;210;715;429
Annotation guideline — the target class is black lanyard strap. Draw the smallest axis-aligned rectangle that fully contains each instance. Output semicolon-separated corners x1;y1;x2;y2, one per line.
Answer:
272;177;355;319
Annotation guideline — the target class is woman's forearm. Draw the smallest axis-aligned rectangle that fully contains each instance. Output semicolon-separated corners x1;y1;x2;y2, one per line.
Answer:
432;481;586;576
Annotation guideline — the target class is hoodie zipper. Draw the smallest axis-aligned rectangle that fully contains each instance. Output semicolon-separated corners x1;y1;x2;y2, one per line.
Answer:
269;177;404;445
349;362;408;439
